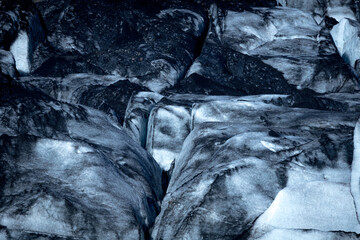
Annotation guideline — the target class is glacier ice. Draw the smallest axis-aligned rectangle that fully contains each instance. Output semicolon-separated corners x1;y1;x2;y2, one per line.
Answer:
152;94;359;239
183;6;358;95
331;18;360;69
146;102;191;170
0;84;163;239
250;181;360;235
351;119;360;223
10;31;30;73
123;91;164;146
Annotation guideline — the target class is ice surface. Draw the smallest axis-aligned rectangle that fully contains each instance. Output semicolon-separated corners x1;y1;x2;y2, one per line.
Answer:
123;91;163;146
19;74;124;102
10;31;30;73
327;6;356;21
222;8;321;54
146;93;358;174
198;6;358;94
224;10;277;52
252;181;360;234
18;74;145;124
249;229;359;240
149;59;180;92
152;94;358;238
282;0;356;23
0;195;73;237
146;104;190;170
331;18;360;68
0;85;163;239
185;60;202;77
351;119;360;222
152;123;282;239
191;98;357;130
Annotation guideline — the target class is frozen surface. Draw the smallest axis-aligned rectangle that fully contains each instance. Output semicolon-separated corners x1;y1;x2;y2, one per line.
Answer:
181;6;358;95
249;229;359;240
146;93;359;172
191;97;358;130
351;119;360;222
331;18;360;68
18;74;147;123
10;31;30;73
2;1;360;239
123;91;163;146
0;84;163;239
281;0;357;22
222;8;321;54
146;102;191;170
251;181;360;234
327;6;357;21
152;94;359;239
152;123;281;239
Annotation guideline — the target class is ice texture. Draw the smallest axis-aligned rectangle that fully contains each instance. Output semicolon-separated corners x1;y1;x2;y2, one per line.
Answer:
0;84;163;239
250;182;360;237
331;18;360;68
10;31;30;73
152;94;359;239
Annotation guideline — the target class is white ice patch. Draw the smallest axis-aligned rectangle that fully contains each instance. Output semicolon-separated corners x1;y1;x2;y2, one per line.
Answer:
0;195;72;237
192;179;213;198
327;6;356;22
123;91;164;145
10;31;30;73
149;59;179;92
331;18;360;68
146;105;191;170
276;0;286;6
35;139;94;168
185;61;202;77
191;99;278;129
286;163;351;187
261;140;286;153
255;181;360;233
151;149;176;171
252;229;358;240
351;119;360;223
224;11;277;52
